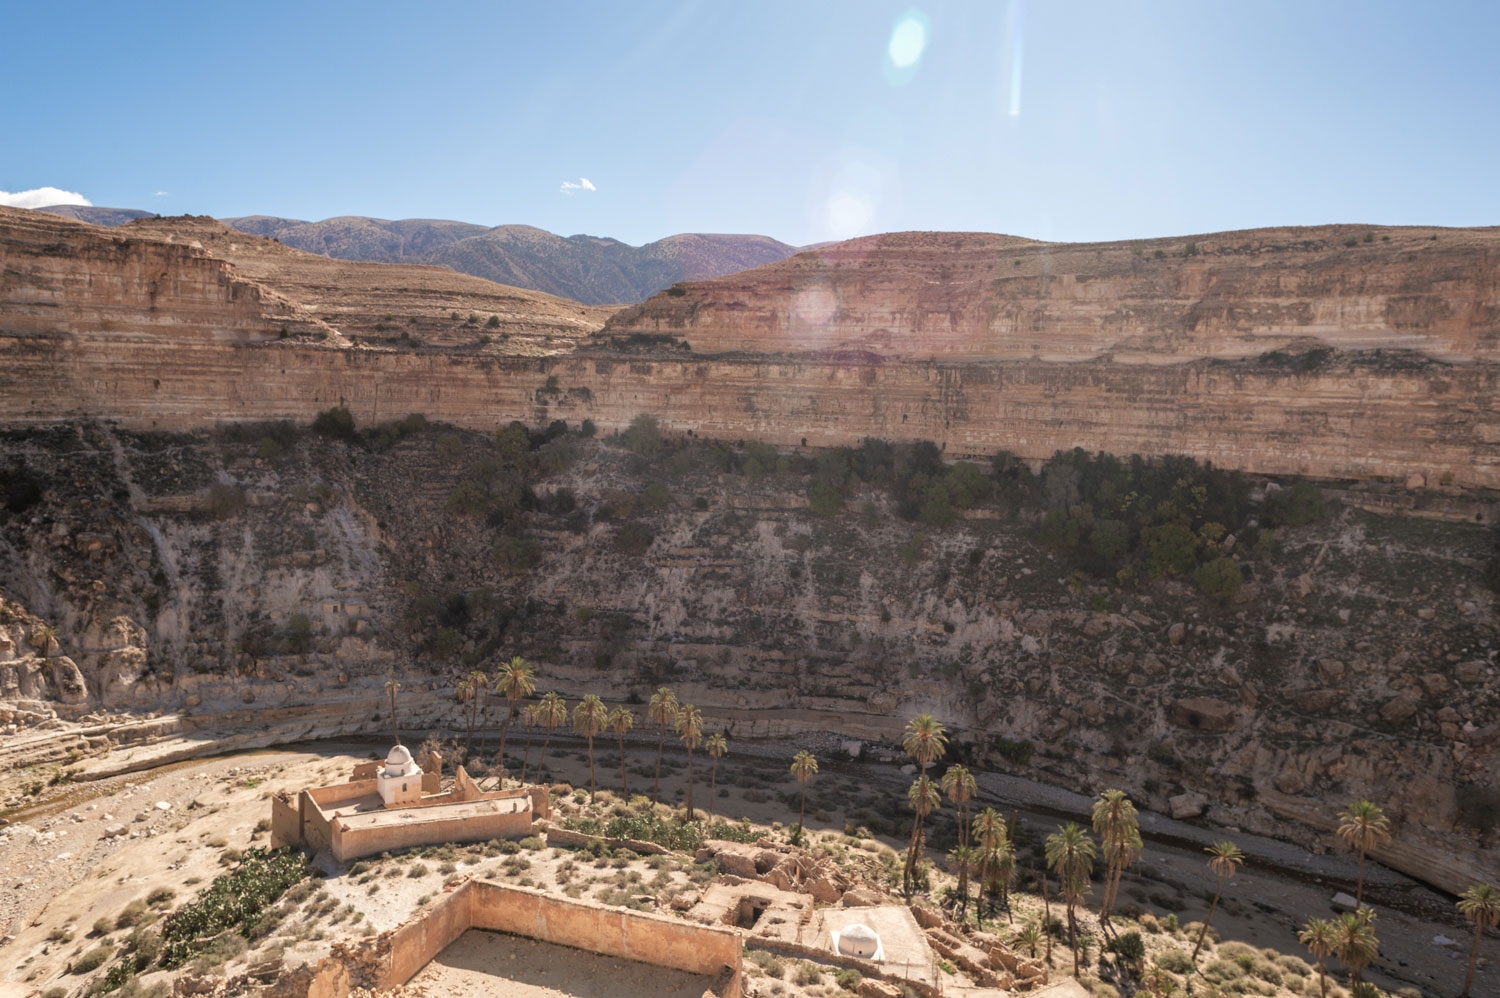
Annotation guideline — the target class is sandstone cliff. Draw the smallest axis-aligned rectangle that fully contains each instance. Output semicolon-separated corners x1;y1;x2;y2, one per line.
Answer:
607;227;1500;362
2;209;1497;487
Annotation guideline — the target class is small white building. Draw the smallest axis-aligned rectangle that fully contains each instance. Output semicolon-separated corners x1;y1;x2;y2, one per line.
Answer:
832;922;884;961
377;744;423;807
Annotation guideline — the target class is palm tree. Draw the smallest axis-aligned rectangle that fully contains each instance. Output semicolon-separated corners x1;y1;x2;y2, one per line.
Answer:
455;677;476;754
973;808;1014;918
676;703;704;821
1192;840;1245;960
494;656;536;783
1457;883;1499;997
1299;917;1338;998
948;844;977;916
942;764;978;854
608;706;635;796
1092;789;1142;925
902;714;948;781
1334;910;1379;988
905;775;941;896
465;669;488;754
519;702;539;782
705;733;728;823
1045;823;1097;976
534;692;567;779
648;686;679;804
1336;800;1391;907
572;694;609;801
384;679;402;745
790;750;818;840
1017;920;1045;959
34;624;56;657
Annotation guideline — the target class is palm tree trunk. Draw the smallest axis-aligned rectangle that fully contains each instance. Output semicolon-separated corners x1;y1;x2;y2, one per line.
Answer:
708;758;717;823
479;692;490;754
498;705;516;786
390;691;400;746
1041;869;1054;965
618;732;629;796
1191;874;1225;960
587;735;596;801
799;786;808;839
1462;921;1480;996
685;746;695;821
1355;849;1366;907
538;728;553;779
1315;957;1327;998
520;726;534;782
654;728;665;804
1068;900;1079;976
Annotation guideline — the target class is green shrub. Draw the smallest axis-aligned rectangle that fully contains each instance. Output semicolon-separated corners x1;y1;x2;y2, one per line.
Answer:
115;901;148;930
808;482;844;516
159;847;307;968
447;479;489;515
310;406;356;441
620;414;662;456
74;946;113;974
614;522;655;555
1194;556;1243;597
146;887;175;907
1156;948;1194;973
1265;482;1325;527
494;535;541;573
1106;930;1145;966
834;967;863;991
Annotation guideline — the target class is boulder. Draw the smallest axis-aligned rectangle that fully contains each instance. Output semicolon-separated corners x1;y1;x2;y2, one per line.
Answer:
1331;892;1359;910
1169;792;1208;819
1378;693;1419;725
102;823;127;838
1167;622;1186;645
841;886;884;907
856;981;903;998
1169;697;1238;731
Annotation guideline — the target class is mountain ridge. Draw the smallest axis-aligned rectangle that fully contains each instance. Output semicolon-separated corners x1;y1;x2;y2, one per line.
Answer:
30;204;797;305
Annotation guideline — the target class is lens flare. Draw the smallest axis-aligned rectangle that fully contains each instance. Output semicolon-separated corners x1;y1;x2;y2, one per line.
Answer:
888;11;929;69
1004;0;1025;118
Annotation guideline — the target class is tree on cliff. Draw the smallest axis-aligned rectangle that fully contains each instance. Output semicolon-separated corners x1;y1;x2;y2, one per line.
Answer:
464;669;488;755
1336;800;1391;907
789;750;818;844
572;694;609;801
608;705;635;796
384;679;402;746
534;692;567;779
1191;840;1244;960
1299;917;1337;998
676;703;704;821
494;657;536;785
1457;883;1499;997
1045;822;1097;976
648;686;679;804
705;732;728;823
454;676;478;755
1092;789;1143;925
904;775;941;897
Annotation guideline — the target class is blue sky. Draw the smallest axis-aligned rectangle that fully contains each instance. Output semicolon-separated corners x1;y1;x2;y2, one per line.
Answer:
4;0;1497;246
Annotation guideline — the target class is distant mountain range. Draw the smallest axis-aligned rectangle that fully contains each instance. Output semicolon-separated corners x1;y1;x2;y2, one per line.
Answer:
31;204;798;305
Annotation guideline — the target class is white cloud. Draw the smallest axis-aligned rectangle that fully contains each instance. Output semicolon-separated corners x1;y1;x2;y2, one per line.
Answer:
559;177;596;194
0;186;92;209
152;190;169;198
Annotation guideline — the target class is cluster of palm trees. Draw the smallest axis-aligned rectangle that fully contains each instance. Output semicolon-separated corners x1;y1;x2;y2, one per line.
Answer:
874;713;1498;998
389;678;1500;997
396;667;735;822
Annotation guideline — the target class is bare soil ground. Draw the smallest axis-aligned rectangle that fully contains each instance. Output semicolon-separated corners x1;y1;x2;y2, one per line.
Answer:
406;929;712;998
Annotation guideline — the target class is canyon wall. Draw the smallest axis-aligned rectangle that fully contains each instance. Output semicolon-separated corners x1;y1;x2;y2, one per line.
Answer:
3;209;1499;485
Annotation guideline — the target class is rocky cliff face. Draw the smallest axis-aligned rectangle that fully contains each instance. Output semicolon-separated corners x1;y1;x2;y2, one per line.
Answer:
0;424;1494;898
2;209;1497;486
608;227;1500;362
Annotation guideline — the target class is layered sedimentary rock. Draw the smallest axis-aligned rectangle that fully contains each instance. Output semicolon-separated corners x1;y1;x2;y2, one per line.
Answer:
609;227;1500;362
2;207;1499;486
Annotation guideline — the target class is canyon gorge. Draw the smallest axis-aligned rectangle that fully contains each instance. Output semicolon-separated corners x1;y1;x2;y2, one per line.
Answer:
1;203;1497;934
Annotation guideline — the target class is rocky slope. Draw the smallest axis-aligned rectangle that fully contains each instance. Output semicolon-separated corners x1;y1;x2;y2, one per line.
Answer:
0;421;1495;901
3;208;1498;486
219;215;798;305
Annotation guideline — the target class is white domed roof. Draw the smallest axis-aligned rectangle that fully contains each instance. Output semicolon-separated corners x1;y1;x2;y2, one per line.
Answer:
841;923;878;942
385;744;413;768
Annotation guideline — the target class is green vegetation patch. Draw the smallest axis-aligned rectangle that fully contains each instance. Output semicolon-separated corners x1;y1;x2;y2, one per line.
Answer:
159;847;308;968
